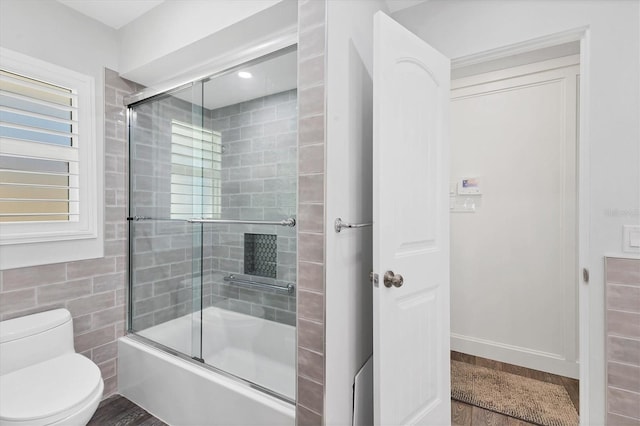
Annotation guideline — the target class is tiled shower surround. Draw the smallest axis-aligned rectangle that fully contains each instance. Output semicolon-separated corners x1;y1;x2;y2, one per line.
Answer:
296;0;327;424
129;89;297;330
606;257;640;424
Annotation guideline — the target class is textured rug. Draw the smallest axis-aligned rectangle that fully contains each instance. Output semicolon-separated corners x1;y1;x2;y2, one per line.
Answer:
451;360;579;426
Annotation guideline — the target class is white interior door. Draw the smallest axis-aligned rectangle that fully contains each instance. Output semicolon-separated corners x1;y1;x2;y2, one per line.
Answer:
372;11;451;426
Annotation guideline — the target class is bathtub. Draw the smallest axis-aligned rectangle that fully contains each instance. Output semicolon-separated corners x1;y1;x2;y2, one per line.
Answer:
118;306;296;425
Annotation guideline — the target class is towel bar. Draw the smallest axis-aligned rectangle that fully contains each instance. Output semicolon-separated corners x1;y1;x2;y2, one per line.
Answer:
334;217;373;233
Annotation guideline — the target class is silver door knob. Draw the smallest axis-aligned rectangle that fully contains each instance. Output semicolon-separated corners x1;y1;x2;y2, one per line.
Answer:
383;271;404;288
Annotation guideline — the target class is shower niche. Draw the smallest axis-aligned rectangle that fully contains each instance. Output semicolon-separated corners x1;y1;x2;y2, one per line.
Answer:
126;47;298;402
244;233;278;279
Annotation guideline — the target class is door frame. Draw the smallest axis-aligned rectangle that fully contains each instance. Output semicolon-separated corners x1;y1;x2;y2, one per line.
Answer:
450;27;592;425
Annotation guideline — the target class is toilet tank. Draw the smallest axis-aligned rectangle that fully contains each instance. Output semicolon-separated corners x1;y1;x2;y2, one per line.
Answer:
0;309;75;376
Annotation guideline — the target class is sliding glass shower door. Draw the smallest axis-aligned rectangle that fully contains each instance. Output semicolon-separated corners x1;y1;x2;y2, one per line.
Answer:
128;81;206;361
127;47;298;401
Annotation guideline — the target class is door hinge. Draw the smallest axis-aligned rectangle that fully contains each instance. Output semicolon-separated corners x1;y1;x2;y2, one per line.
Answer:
370;271;379;287
583;268;589;283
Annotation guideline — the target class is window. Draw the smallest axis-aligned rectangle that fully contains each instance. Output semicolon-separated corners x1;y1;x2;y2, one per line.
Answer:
0;70;78;222
170;120;221;220
0;48;102;269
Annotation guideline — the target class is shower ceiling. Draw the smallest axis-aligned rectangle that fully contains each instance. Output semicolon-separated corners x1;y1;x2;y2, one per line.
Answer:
173;49;298;110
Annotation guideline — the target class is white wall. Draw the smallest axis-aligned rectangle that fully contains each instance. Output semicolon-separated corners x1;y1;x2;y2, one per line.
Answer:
118;0;296;87
393;1;640;423
0;0;118;138
0;0;118;77
325;1;388;424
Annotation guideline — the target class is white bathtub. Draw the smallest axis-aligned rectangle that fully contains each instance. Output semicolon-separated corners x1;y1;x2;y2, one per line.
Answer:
118;307;296;425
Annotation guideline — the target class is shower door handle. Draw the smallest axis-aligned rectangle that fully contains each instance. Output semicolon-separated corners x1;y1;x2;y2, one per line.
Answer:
383;271;404;288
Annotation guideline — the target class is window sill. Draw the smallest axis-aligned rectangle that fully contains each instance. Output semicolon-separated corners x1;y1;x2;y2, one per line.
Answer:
0;234;104;270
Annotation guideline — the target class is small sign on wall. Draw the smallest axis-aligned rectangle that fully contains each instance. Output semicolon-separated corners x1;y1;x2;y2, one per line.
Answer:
457;177;481;195
450;177;482;213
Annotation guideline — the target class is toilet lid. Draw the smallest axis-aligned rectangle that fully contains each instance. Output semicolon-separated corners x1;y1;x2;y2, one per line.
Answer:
0;353;102;425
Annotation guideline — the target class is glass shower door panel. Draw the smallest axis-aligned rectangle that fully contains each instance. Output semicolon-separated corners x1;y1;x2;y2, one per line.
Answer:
197;48;299;400
128;82;205;361
129;219;199;356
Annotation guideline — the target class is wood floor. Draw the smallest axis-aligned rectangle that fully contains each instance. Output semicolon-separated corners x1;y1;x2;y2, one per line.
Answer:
88;395;167;426
451;351;580;426
89;353;578;426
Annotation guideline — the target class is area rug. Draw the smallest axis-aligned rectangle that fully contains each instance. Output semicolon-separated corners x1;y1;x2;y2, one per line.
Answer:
451;360;579;426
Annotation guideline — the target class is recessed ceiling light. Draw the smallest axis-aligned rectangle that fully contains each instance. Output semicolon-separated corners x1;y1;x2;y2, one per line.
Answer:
238;71;252;79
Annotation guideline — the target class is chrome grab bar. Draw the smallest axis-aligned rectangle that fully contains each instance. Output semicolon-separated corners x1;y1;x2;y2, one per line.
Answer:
334;217;373;233
127;216;296;227
223;275;295;295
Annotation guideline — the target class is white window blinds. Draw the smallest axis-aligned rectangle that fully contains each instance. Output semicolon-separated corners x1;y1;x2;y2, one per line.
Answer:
0;47;101;270
0;69;79;222
170;120;222;220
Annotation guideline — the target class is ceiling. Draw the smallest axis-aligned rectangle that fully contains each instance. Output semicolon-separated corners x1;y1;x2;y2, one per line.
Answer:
54;0;424;108
57;0;165;29
172;49;297;110
56;0;427;30
385;0;428;13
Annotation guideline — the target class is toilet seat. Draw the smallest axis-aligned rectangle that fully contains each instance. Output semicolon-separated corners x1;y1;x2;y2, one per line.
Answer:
0;353;103;426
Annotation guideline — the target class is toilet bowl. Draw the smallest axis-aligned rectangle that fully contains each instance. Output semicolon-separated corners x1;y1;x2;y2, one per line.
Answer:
0;309;104;426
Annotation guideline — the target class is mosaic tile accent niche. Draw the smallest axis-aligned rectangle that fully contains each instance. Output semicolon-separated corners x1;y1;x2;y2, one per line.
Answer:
244;233;278;279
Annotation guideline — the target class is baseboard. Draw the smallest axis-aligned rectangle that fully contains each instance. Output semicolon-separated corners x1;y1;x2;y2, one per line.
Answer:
451;333;579;379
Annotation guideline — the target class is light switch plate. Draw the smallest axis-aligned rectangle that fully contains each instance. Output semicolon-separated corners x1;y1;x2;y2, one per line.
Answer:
623;225;640;253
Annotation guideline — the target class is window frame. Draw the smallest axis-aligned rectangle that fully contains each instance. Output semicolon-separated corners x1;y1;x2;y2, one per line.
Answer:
0;48;103;269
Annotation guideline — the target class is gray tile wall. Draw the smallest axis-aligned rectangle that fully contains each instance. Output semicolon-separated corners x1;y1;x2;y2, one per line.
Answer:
129;89;298;329
606;257;640;425
208;90;298;326
0;68;139;398
296;0;327;424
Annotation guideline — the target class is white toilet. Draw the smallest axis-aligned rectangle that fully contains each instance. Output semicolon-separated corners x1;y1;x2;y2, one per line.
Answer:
0;309;104;426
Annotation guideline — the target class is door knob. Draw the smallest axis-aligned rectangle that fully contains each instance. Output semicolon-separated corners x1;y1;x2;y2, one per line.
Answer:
383;271;404;288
